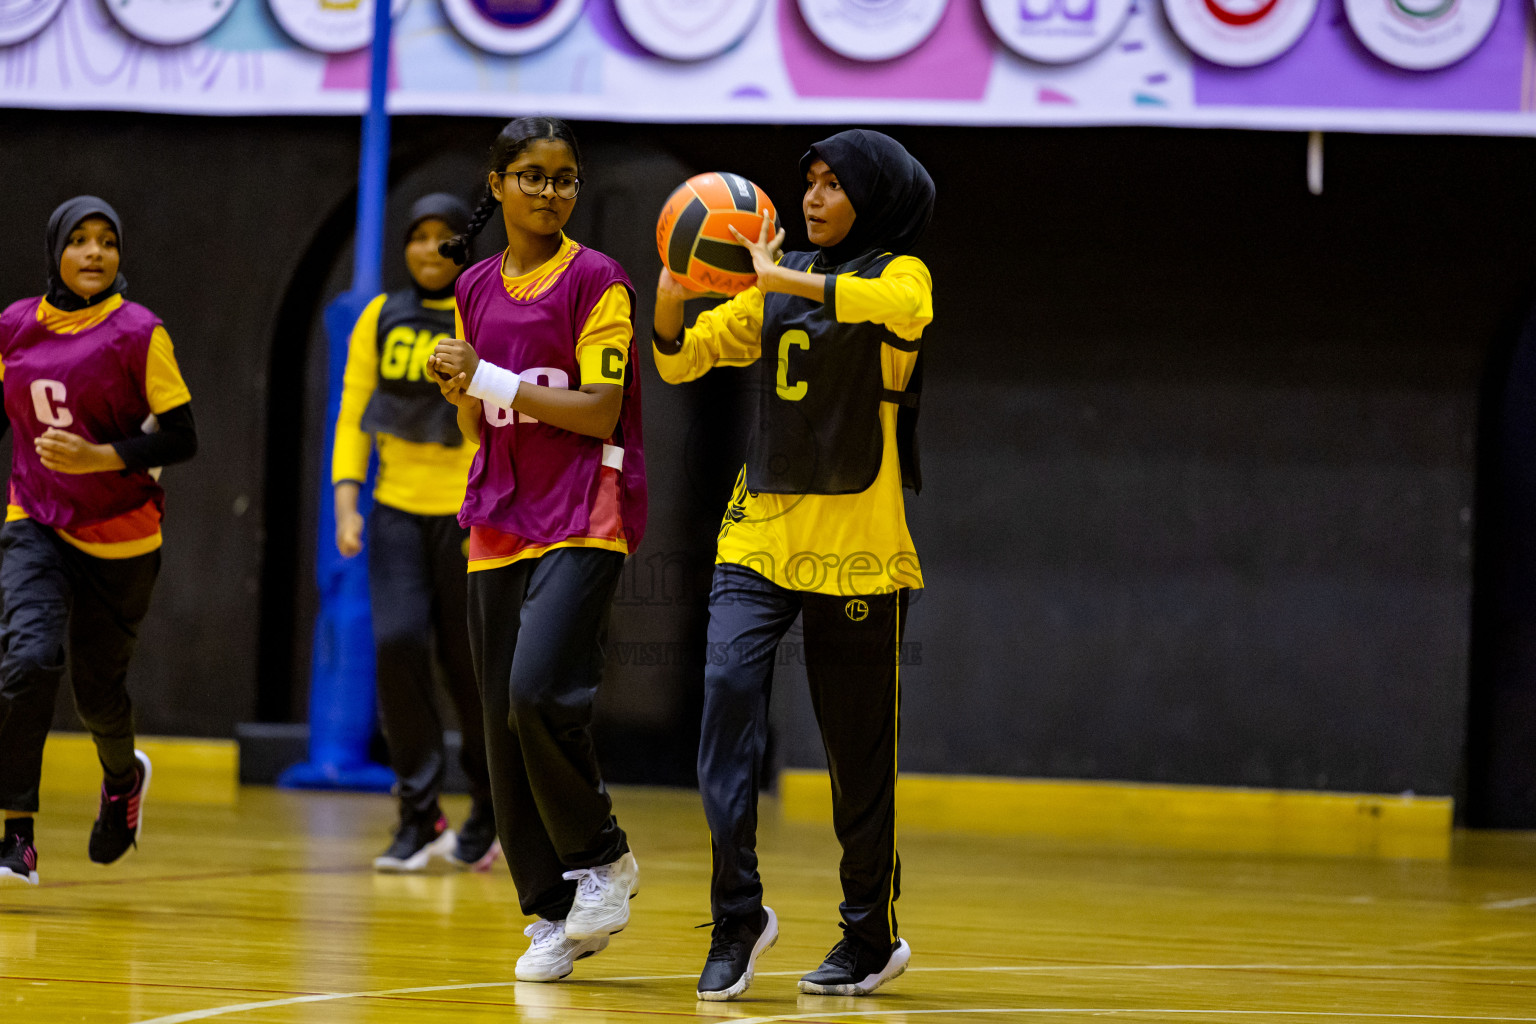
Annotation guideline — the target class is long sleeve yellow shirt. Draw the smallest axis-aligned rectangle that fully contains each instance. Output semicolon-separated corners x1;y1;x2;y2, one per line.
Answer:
653;255;932;596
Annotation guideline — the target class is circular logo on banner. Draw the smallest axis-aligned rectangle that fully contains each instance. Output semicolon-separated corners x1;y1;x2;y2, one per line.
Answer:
980;0;1133;63
0;0;66;46
796;0;950;62
106;0;240;47
440;0;585;55
1343;0;1499;70
267;0;413;54
614;0;766;61
1163;0;1319;66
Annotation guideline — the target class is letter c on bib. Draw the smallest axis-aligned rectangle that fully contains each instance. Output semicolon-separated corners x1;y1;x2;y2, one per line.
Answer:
30;380;72;428
776;330;809;402
600;347;624;383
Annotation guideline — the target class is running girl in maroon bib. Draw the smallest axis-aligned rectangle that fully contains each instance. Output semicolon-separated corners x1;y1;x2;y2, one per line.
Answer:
0;197;198;887
428;117;646;984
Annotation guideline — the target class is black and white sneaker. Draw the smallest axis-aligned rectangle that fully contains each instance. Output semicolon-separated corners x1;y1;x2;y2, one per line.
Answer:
88;749;151;865
798;935;911;996
373;810;456;873
448;800;500;871
0;830;38;886
696;906;778;1001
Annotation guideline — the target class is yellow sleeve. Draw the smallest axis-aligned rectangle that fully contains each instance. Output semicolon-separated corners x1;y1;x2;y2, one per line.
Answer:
831;255;933;343
575;283;632;387
144;326;192;414
653;286;765;385
330;293;385;486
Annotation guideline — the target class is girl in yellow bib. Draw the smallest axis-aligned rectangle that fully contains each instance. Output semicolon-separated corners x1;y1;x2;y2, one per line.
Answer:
652;130;934;1001
331;194;496;873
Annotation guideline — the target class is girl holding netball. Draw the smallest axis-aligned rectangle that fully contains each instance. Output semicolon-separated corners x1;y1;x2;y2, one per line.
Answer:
427;116;647;982
332;193;497;873
652;130;934;1000
0;197;198;886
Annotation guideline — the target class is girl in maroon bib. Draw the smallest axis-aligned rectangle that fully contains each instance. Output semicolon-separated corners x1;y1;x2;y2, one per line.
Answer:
429;117;646;983
0;197;198;888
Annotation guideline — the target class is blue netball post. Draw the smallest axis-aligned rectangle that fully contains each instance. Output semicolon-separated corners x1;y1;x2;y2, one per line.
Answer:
279;0;395;792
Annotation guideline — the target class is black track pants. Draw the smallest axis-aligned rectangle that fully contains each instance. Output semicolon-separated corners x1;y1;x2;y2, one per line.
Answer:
698;562;908;951
0;519;158;813
468;546;629;921
368;503;490;818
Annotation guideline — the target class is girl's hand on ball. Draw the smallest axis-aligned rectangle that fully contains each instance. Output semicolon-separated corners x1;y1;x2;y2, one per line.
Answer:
35;428;123;474
729;210;785;291
656;266;705;302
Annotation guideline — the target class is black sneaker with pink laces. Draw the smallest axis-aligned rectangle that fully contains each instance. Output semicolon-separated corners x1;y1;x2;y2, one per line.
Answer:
0;822;39;886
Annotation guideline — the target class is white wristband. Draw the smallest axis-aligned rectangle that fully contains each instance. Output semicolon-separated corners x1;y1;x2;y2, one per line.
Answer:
466;359;521;410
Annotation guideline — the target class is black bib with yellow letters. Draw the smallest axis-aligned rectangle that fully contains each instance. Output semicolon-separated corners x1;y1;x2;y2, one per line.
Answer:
748;249;914;495
360;289;463;447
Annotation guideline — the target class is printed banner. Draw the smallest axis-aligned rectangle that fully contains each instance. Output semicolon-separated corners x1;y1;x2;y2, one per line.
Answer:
105;0;239;46
1341;0;1501;71
0;0;1531;136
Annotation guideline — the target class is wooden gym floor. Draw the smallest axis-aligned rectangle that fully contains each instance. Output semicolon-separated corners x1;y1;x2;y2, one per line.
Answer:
2;784;1535;1023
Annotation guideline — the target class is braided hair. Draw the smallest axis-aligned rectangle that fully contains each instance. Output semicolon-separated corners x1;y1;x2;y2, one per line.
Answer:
439;116;584;266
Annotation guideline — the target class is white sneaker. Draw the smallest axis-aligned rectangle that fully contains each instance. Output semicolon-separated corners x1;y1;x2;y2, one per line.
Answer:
515;918;609;982
562;851;639;939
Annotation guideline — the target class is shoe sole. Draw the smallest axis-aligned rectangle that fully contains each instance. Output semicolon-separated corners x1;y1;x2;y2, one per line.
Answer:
697;906;779;1002
448;838;502;873
373;829;458;873
0;867;38;887
131;750;151;852
515;935;609;982
563;853;640;940
798;937;911;997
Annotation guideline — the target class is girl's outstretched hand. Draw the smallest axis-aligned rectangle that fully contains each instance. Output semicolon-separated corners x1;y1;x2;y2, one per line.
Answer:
431;337;480;386
729;210;785;291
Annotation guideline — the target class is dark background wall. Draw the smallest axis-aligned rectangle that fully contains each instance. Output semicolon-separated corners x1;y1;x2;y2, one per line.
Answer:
2;110;1532;813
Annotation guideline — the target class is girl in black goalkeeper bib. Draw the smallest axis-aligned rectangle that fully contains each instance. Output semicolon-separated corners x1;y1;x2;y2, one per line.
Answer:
331;194;496;873
651;130;934;1001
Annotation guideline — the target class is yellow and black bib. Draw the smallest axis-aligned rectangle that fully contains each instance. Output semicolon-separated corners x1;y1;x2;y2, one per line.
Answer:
360;290;462;446
749;250;920;495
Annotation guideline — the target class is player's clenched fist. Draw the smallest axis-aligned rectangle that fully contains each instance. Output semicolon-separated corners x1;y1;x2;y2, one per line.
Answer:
430;336;480;386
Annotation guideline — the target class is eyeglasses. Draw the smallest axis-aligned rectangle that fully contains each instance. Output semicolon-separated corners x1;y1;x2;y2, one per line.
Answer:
500;170;582;200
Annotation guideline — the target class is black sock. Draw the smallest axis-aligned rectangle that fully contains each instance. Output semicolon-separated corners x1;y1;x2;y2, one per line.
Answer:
104;765;138;795
4;817;34;843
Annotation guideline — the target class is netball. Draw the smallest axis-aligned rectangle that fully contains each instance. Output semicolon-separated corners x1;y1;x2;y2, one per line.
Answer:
656;172;777;295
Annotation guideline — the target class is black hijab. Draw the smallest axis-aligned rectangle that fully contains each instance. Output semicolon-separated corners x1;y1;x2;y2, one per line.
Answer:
798;130;935;269
46;196;127;313
404;193;472;300
404;192;471;246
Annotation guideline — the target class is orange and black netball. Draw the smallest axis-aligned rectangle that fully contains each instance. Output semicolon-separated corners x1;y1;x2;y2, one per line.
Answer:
656;172;777;296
